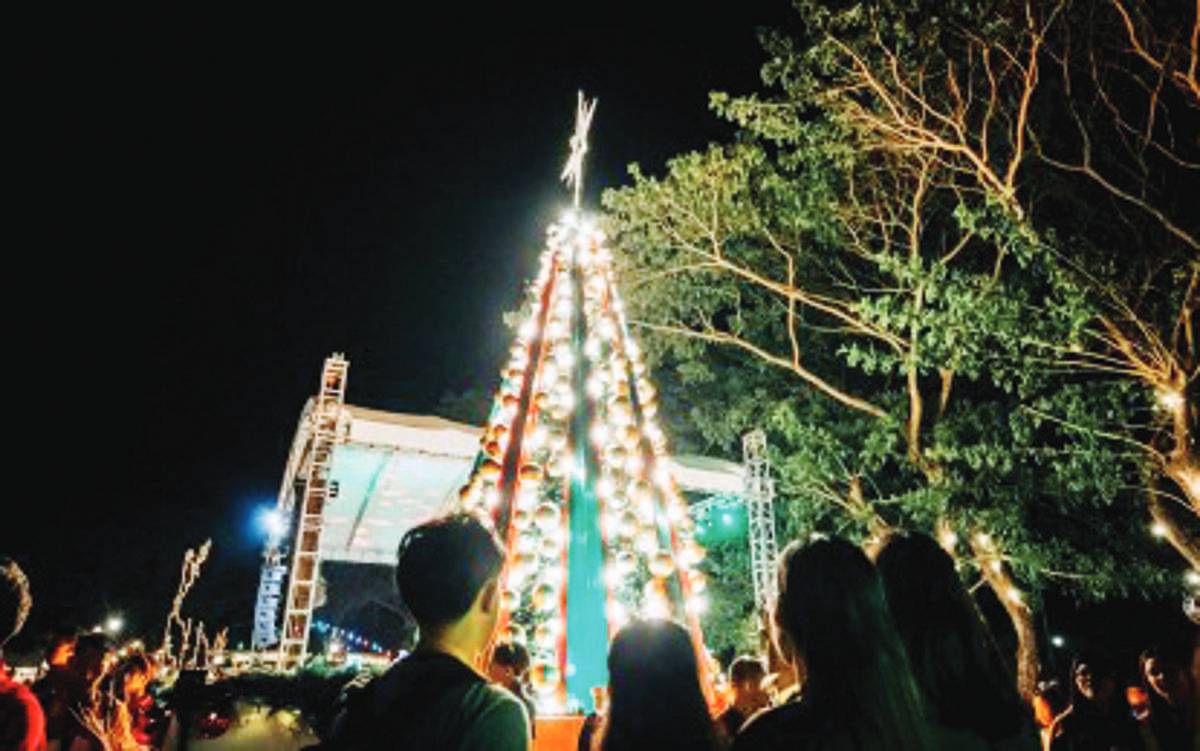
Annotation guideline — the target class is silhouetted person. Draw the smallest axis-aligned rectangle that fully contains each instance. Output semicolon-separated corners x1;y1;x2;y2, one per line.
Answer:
718;656;768;741
875;532;1039;750
577;686;608;751
1049;651;1142;751
324;513;529;750
42;632;110;751
1137;641;1195;751
594;619;720;751
488;641;536;737
0;557;45;751
733;537;934;751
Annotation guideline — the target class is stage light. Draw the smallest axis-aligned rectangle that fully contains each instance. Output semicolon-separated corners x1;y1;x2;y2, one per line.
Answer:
257;507;289;542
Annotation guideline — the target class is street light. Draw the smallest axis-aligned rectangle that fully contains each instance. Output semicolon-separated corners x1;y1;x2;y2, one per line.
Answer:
1051;635;1065;648
105;615;124;635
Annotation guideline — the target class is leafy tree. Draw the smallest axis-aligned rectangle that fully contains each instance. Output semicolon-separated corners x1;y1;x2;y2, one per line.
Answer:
602;0;1193;695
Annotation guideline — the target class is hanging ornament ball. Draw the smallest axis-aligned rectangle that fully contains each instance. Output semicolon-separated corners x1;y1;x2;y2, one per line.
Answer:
639;381;657;400
539;535;561;559
610;393;632;414
480;459;503;481
512;508;533;531
506;623;527;645
606;445;628;466
650;550;675;579
631;480;653;504
614;550;638;575
492;423;509;440
520;464;545;483
530;661;561;693
618;511;640;539
534;623;557;649
511;552;537;580
643;578;668;601
532;582;558;611
499;588;520;612
485;440;503;459
502;394;520;411
534;391;549;411
534;502;560;531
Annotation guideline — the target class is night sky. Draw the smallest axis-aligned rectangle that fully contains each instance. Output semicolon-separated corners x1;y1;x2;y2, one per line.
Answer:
6;10;800;647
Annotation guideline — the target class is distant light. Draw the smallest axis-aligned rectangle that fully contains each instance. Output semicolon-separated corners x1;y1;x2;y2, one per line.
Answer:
1185;570;1200;588
1157;389;1184;411
1151;522;1169;539
105;615;124;635
258;507;289;542
1051;635;1065;648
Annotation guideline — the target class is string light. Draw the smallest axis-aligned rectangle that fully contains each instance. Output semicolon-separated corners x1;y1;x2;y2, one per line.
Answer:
1157;388;1185;411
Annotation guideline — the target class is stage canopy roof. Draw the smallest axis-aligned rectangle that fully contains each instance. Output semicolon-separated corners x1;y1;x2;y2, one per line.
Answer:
317;405;745;564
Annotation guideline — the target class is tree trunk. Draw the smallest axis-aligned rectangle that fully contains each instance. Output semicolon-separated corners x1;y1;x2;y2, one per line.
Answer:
971;537;1041;700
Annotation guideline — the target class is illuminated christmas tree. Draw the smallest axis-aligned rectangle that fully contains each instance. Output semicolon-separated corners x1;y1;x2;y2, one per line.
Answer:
455;94;711;714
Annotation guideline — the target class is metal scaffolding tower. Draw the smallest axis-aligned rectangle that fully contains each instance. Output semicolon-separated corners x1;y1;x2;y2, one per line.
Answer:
743;430;779;613
277;354;349;669
251;402;314;651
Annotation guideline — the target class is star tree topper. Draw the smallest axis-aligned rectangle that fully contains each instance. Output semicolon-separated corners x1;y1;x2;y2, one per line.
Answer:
561;91;597;209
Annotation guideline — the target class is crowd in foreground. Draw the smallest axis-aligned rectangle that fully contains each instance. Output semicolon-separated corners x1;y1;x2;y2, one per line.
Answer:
2;514;1198;750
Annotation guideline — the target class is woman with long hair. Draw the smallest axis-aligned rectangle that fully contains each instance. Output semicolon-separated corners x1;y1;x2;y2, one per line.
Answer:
594;618;720;751
1137;641;1195;751
875;532;1039;750
733;536;933;751
1047;651;1141;750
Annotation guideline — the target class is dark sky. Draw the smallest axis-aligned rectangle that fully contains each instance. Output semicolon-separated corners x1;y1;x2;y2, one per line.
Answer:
6;10;799;646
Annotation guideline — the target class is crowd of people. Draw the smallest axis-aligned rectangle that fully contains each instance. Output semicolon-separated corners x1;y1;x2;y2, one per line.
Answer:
318;514;1198;751
3;516;1198;750
1;558;161;751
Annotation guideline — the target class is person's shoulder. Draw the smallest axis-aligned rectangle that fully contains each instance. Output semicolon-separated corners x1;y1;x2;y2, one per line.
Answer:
732;701;814;751
0;678;43;714
462;681;528;718
0;679;46;751
457;682;530;749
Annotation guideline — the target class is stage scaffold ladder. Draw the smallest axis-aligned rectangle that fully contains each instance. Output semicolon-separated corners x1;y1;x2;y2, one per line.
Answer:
278;353;349;669
743;429;779;613
251;400;315;651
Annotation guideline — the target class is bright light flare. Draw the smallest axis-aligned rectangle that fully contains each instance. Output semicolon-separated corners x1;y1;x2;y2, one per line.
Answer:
258;508;289;542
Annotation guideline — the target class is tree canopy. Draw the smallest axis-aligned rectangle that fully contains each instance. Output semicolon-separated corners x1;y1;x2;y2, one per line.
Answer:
604;0;1197;693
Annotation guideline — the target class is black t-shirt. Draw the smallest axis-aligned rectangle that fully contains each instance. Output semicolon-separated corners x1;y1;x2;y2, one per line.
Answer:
327;651;529;751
